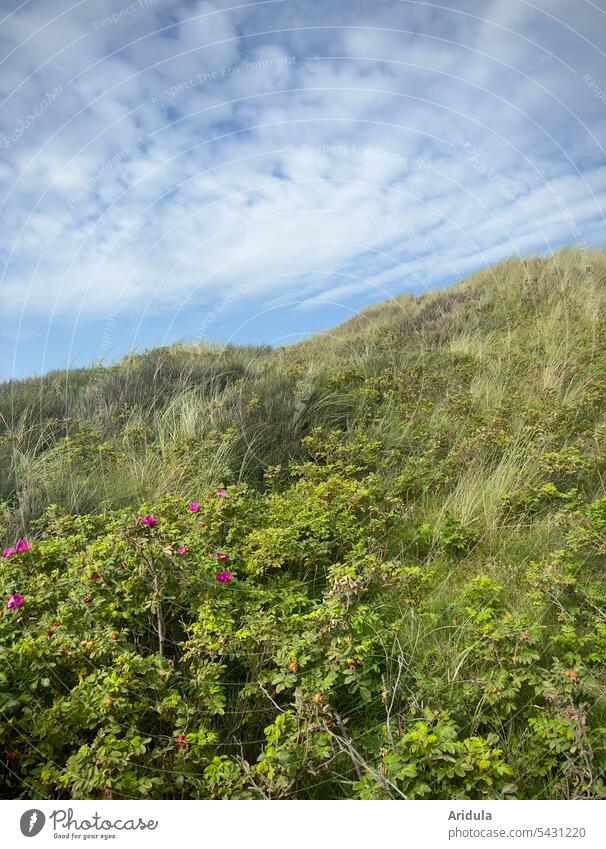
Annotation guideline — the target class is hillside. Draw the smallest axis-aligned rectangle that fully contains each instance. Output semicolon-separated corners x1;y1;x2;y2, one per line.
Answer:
1;248;606;799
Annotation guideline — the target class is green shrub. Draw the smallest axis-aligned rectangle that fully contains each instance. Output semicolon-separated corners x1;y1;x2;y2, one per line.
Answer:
3;249;606;799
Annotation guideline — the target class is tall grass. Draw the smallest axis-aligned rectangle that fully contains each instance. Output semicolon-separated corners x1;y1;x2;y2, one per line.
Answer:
1;247;605;547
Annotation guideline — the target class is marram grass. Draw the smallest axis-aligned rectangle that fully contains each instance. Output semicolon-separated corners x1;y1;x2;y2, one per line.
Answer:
1;248;606;799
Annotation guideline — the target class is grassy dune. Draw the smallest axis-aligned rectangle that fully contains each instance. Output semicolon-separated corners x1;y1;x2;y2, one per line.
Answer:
1;248;606;799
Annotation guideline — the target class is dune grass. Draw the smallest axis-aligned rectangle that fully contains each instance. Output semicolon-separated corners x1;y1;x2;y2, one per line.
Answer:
2;247;606;799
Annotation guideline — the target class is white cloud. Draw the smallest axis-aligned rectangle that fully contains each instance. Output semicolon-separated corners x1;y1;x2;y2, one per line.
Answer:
0;0;604;363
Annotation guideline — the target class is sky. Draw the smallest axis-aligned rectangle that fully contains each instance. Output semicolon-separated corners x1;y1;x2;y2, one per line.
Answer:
0;0;605;379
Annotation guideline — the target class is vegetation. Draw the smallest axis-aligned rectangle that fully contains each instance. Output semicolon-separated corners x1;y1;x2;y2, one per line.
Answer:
1;248;606;799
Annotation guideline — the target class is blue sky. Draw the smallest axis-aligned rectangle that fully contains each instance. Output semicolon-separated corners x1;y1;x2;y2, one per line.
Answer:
0;0;605;379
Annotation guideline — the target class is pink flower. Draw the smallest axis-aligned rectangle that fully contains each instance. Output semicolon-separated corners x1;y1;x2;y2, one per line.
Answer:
91;572;100;581
177;546;188;555
6;593;24;610
216;487;227;498
215;551;229;560
187;501;200;513
3;540;31;557
141;515;156;526
175;734;190;751
215;571;233;583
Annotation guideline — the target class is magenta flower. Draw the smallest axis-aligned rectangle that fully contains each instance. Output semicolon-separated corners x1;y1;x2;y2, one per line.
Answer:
175;733;190;751
14;539;31;553
3;547;16;558
177;546;188;555
141;515;156;526
216;487;227;498
215;551;230;560
215;571;233;583
6;593;25;610
187;501;200;513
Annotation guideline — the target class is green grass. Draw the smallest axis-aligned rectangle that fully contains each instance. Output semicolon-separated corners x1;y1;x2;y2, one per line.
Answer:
1;247;606;799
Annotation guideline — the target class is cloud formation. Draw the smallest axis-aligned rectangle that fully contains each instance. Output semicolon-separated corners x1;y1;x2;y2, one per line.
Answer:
0;0;605;376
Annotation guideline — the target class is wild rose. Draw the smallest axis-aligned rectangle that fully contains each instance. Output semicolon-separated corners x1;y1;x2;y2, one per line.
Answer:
187;501;200;513
175;734;190;751
6;593;24;610
216;487;227;498
215;551;229;560
215;571;233;583
3;540;30;557
177;546;188;555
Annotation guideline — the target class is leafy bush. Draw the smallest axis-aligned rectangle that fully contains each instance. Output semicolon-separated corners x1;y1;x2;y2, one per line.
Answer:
2;249;606;799
1;481;606;799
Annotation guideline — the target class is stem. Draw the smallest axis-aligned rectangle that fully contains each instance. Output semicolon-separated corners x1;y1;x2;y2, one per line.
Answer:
138;540;165;658
152;571;165;657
